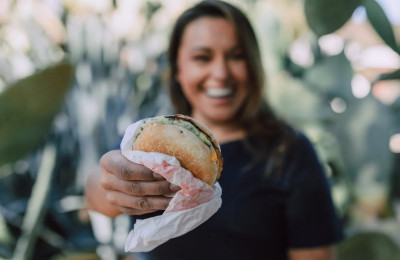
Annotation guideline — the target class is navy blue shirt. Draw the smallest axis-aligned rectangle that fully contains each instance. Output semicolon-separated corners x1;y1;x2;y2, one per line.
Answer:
133;133;343;260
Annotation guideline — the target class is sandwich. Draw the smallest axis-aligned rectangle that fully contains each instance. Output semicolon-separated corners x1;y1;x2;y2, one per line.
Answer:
132;114;223;186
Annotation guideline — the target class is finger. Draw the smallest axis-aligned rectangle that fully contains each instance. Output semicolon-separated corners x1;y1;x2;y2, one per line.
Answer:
116;206;157;216
124;180;179;196
100;150;164;181
101;172;179;196
106;191;171;211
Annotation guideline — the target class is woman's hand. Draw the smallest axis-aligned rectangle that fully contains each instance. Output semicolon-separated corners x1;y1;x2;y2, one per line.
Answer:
85;150;180;217
288;246;337;260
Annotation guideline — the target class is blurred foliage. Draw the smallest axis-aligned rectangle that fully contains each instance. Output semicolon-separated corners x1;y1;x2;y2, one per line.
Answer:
305;0;400;55
0;215;13;258
50;252;100;260
375;69;400;82
302;0;399;223
338;232;400;260
303;52;353;99
0;63;73;168
304;0;362;36
363;0;400;55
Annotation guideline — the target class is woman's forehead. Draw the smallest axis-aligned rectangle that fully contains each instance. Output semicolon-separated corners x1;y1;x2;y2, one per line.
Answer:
180;17;239;49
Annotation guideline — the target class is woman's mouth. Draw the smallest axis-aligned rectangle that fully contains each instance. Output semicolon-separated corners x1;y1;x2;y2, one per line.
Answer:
205;88;233;98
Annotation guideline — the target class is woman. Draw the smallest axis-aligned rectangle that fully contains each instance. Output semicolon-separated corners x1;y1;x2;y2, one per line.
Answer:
85;1;343;259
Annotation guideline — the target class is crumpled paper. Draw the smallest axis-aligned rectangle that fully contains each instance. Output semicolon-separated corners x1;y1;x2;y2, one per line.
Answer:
120;120;223;252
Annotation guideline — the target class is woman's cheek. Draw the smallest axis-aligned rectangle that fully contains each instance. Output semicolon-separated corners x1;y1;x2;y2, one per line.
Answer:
231;63;247;81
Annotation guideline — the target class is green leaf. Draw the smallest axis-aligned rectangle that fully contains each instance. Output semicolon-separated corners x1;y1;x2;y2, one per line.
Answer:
303;52;354;98
363;0;400;55
304;0;362;36
0;213;14;250
0;63;73;167
373;69;400;84
330;95;394;186
338;232;400;260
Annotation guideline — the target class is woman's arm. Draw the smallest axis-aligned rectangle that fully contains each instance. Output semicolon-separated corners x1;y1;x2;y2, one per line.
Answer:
289;245;336;260
284;134;343;257
84;150;179;218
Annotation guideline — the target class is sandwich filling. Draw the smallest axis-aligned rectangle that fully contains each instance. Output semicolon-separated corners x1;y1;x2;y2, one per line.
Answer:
134;115;213;148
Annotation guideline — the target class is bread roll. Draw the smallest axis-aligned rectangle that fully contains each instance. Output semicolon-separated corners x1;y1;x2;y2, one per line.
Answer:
133;115;223;186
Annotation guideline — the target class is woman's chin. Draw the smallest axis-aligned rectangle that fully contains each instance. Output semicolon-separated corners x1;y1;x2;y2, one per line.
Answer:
202;112;238;124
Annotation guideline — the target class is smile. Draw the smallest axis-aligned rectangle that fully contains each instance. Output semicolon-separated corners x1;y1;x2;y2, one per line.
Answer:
205;88;233;98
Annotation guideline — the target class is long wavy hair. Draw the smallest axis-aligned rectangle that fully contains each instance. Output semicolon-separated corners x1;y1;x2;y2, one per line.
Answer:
168;0;296;174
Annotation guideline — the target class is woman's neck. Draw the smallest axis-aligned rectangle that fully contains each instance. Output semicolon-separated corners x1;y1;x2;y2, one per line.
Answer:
192;115;246;144
212;127;246;144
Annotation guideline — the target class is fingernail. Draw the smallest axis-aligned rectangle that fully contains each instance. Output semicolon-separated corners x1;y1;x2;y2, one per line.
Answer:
152;172;163;179
170;184;181;192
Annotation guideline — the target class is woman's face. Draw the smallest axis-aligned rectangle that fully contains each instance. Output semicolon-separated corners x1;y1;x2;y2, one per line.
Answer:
176;17;249;126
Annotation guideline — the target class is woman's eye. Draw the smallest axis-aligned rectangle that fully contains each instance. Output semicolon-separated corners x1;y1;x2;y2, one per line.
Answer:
230;52;244;60
193;55;211;62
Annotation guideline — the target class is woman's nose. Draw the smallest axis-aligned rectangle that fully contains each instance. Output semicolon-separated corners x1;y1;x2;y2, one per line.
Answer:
211;57;230;80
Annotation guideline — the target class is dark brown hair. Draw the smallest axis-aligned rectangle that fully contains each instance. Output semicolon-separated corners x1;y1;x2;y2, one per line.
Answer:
168;0;296;174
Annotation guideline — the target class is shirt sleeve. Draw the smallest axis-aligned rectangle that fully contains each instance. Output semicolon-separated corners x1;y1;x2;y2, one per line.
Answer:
285;134;343;248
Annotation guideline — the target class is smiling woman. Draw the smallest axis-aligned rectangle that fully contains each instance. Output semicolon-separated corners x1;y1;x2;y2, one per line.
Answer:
85;1;343;259
176;16;249;134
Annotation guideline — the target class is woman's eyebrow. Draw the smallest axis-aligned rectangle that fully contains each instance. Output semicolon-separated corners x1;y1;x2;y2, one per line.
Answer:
190;46;212;52
190;45;242;52
230;45;242;51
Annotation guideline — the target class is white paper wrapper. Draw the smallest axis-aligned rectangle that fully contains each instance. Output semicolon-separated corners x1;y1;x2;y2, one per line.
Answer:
120;120;223;252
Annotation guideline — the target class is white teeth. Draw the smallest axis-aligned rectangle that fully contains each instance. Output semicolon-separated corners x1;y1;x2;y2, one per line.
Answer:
206;88;233;98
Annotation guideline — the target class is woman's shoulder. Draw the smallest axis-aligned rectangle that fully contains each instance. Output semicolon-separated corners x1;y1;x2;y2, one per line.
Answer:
290;130;320;157
284;130;327;178
290;130;315;150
